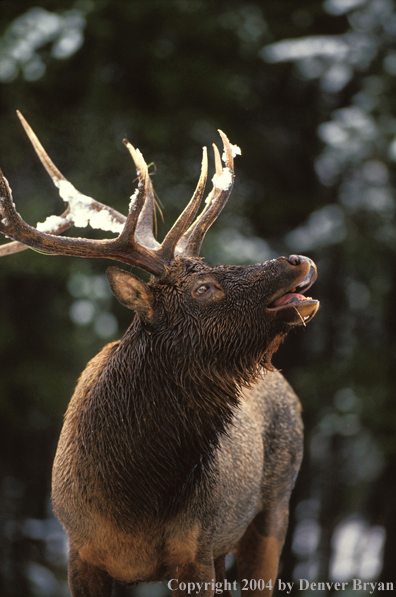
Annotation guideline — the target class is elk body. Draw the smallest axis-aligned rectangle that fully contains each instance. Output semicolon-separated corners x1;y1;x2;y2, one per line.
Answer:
0;114;319;597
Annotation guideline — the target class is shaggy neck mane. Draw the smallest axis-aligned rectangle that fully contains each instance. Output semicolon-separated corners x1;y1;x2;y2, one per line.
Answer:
77;314;281;527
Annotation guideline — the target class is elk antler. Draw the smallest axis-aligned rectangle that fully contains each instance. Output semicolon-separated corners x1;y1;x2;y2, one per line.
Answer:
176;130;239;257
0;113;240;275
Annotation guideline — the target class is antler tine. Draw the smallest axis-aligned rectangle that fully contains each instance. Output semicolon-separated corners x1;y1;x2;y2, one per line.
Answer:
17;110;67;183
117;147;151;243
213;139;223;177
0;239;29;256
0;112;73;256
175;131;238;257
159;147;208;263
123;139;159;250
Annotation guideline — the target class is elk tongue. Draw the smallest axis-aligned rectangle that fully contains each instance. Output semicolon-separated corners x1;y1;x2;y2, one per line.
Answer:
272;292;306;307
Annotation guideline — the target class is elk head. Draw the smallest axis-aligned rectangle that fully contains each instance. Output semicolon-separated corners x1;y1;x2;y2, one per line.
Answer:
0;113;319;377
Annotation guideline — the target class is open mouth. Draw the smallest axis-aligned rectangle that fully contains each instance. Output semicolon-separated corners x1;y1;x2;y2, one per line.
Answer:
267;265;319;325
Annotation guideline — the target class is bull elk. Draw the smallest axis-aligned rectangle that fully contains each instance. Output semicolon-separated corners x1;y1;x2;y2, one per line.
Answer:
0;113;319;597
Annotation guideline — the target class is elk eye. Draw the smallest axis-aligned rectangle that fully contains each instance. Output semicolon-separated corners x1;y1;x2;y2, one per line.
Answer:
195;284;210;296
192;281;223;300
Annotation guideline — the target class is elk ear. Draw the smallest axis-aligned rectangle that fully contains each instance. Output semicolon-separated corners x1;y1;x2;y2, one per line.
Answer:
106;266;154;322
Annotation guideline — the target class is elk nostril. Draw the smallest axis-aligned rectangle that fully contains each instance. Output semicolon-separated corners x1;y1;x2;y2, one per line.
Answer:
288;254;301;266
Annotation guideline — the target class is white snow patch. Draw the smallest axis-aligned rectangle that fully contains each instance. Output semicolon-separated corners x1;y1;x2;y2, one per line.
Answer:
231;143;241;157
37;214;70;233
222;143;241;163
88;210;122;232
212;167;233;191
46;179;124;234
129;187;140;212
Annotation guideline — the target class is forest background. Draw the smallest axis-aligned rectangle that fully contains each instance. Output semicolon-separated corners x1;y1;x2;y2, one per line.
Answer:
0;1;395;595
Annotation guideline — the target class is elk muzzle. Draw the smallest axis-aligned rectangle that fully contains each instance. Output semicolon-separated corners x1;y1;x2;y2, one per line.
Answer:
266;255;319;326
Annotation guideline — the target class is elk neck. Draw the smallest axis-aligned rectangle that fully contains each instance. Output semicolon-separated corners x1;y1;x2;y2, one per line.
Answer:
76;315;242;527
